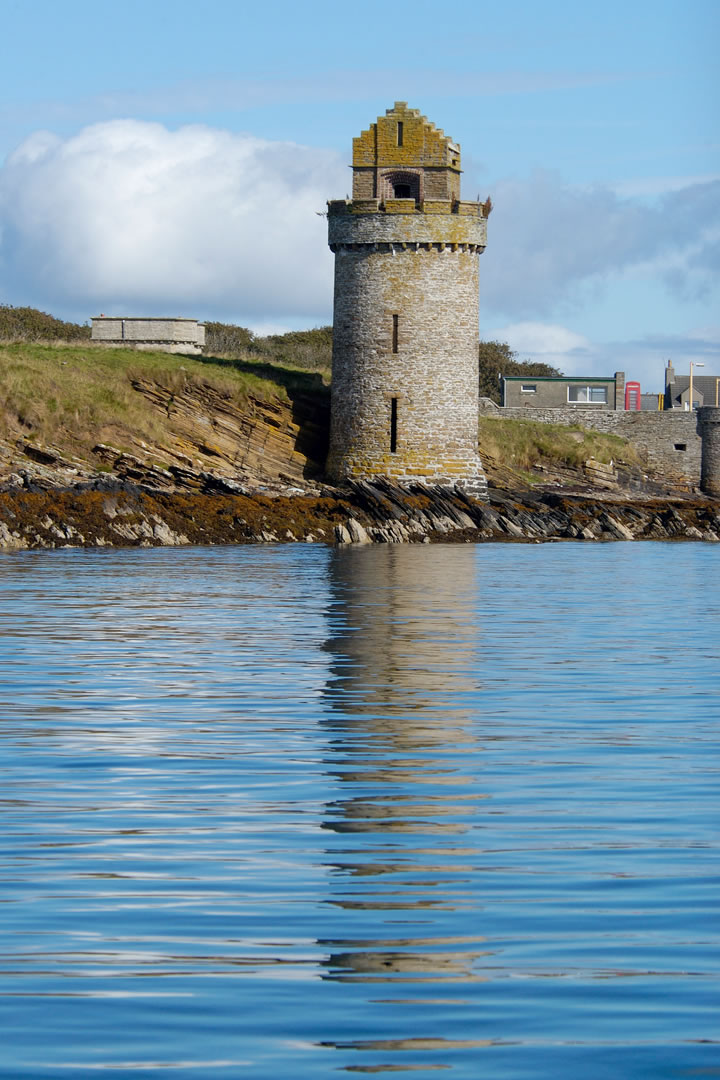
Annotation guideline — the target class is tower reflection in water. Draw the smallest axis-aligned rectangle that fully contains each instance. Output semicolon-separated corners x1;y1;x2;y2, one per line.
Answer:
319;545;493;1000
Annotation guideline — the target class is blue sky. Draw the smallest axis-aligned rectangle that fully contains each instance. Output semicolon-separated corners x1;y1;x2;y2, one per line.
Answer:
1;0;718;390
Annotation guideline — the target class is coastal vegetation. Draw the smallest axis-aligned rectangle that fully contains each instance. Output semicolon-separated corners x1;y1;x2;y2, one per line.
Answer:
0;340;325;464
0;305;91;343
204;322;333;375
478;415;642;475
0;306;333;376
478;340;561;404
1;308;549;400
0;309;710;550
0;306;641;489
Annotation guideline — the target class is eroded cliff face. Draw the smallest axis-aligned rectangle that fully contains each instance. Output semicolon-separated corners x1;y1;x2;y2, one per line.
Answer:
1;377;329;495
0;374;718;550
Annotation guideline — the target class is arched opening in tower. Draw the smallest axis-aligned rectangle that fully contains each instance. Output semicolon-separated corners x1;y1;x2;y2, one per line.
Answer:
382;171;421;203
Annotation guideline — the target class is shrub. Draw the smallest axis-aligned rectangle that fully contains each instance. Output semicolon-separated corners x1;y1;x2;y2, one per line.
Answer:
478;341;562;404
0;305;90;342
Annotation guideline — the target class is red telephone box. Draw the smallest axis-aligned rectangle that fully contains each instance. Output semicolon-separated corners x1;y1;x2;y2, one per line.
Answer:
625;381;641;410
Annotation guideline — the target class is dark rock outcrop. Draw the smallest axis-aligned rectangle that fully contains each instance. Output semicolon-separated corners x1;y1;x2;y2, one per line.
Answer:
1;370;717;550
0;479;717;550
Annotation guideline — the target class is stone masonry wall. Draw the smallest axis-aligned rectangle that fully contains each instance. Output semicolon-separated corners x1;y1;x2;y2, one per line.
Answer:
91;318;205;354
328;201;486;247
351;102;461;202
484;404;702;482
328;205;486;492
698;407;720;495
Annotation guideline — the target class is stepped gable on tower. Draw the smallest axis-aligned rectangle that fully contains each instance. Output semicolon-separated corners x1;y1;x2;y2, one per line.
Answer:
350;101;462;203
326;103;489;497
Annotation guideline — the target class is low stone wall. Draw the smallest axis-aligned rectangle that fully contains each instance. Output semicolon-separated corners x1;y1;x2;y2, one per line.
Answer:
481;405;701;482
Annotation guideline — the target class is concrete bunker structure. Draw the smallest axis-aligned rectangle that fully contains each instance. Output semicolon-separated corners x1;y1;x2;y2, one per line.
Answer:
91;316;205;355
326;103;489;497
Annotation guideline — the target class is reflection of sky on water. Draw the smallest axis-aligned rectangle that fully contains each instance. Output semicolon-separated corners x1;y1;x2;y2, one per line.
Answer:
1;543;717;1078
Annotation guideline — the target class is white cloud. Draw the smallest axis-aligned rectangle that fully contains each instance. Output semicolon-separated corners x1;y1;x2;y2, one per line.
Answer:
489;321;719;393
1;120;718;344
611;174;720;198
604;331;720;393
479;170;720;317
0;119;344;322
487;321;592;373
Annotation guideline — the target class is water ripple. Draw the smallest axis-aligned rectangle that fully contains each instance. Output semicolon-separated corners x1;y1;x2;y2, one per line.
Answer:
0;542;718;1078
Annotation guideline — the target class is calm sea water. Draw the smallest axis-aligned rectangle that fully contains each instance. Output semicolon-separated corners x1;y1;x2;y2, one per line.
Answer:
0;542;718;1079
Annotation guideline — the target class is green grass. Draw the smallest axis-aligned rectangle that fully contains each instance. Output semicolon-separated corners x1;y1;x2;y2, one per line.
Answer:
0;341;326;459
1;339;644;485
478;415;642;473
204;322;333;376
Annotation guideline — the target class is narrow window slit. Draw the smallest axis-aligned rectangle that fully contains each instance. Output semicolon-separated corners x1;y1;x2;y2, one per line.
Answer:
397;121;404;147
390;398;398;453
392;314;399;353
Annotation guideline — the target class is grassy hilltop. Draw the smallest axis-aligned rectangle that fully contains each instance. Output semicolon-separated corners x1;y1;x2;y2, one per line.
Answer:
0;305;643;490
0;306;334;483
0;340;327;462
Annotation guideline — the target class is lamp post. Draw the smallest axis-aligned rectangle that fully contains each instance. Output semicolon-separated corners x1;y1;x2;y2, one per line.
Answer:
689;362;704;410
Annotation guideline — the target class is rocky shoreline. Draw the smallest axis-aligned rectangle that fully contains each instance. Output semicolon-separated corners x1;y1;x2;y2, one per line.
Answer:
1;476;718;550
3;346;716;549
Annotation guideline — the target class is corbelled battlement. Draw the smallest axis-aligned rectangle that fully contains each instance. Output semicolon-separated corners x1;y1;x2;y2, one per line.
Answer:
328;198;487;251
328;198;490;217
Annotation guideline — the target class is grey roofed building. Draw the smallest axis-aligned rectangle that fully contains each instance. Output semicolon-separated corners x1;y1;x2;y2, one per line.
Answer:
502;372;626;410
664;361;719;410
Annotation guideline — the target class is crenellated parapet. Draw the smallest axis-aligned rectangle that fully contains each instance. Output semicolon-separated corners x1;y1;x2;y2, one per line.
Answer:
328;198;490;217
328;197;488;252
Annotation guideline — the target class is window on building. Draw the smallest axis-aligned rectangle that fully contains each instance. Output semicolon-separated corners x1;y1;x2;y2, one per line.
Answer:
397;121;404;147
392;314;399;354
520;384;537;393
568;385;608;403
390;398;398;453
674;443;687;451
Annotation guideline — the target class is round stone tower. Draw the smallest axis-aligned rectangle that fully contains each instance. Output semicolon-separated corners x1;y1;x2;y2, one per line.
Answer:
326;102;489;497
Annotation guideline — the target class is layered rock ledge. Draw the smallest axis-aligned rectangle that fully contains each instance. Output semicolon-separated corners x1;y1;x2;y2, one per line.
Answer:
0;478;718;550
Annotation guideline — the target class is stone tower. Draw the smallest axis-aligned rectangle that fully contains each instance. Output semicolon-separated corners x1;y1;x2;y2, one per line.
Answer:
326;102;489;497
